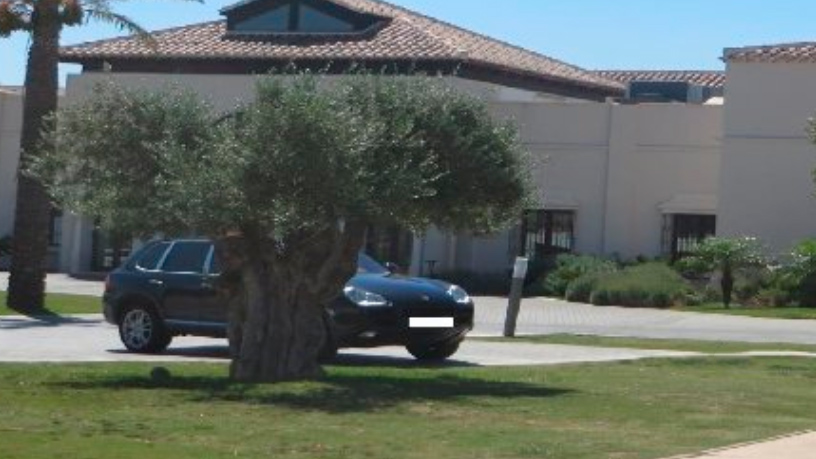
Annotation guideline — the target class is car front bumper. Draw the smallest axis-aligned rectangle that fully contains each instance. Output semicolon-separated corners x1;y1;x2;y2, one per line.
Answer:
332;300;475;348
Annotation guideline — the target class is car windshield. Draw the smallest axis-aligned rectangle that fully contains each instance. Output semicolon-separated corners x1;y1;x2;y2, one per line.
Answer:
358;253;389;275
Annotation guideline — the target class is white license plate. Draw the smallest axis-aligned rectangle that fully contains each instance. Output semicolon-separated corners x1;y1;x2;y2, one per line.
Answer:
409;317;454;329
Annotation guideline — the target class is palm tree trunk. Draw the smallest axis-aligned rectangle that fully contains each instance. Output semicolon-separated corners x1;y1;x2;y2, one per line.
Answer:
7;0;61;312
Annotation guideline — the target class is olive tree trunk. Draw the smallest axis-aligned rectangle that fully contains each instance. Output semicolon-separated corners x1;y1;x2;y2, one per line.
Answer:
217;222;366;383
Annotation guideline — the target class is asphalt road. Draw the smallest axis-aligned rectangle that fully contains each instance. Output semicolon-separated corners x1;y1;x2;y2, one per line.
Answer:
0;313;700;365
2;274;816;365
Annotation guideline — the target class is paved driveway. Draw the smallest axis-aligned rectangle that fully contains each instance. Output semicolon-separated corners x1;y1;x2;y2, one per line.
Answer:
0;314;698;365
2;273;816;344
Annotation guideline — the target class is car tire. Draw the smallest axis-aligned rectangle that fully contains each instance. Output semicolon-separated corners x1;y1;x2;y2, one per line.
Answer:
406;340;461;361
118;305;172;354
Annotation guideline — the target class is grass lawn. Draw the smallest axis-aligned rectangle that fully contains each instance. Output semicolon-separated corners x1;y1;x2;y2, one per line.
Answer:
0;291;101;317
484;334;816;354
2;359;816;459
675;303;816;320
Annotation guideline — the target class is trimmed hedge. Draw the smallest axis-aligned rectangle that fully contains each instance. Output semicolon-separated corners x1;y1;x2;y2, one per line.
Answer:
587;263;690;308
543;255;618;297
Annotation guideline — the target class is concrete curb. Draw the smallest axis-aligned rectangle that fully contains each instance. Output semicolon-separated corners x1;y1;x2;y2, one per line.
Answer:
661;431;816;459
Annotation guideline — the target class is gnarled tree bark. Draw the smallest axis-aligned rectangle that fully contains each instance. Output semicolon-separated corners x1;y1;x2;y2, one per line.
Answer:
216;221;366;383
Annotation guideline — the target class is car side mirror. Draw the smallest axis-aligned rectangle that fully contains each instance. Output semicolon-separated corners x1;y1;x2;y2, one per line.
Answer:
384;262;401;274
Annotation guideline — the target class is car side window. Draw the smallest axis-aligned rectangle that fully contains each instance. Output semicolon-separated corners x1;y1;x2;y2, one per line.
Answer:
160;242;211;274
135;242;171;271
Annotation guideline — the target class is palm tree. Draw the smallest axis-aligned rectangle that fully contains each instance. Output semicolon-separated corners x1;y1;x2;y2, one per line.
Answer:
0;0;165;312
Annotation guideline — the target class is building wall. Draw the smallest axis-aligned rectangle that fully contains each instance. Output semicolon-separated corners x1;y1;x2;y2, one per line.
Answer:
418;102;722;274
60;72;594;274
720;62;816;255
0;90;22;241
59;72;721;273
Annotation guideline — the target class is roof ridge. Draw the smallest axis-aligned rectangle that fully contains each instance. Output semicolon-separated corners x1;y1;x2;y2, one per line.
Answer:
343;0;621;89
597;69;725;73
724;41;816;60
61;19;225;52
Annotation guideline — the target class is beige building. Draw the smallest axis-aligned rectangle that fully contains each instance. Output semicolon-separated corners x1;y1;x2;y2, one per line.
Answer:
2;0;816;275
719;45;816;254
0;88;22;270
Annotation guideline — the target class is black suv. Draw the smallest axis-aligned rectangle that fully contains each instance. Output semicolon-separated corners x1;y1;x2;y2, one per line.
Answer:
103;240;475;361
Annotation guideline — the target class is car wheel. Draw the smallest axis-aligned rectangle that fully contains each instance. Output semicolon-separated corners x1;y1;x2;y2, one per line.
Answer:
118;305;172;354
406;340;461;361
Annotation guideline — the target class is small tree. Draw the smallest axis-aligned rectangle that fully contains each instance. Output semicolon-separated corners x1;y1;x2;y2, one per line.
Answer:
31;75;531;382
679;237;766;308
780;239;816;306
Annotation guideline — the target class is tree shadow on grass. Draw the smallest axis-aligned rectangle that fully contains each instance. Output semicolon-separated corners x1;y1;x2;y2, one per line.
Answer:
0;309;100;329
108;345;479;369
55;371;573;414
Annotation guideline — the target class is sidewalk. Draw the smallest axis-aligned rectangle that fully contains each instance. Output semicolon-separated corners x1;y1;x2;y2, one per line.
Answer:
665;431;816;459
473;296;816;345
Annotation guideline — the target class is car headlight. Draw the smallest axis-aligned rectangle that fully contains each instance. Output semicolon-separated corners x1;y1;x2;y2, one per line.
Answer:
447;285;471;304
344;286;390;307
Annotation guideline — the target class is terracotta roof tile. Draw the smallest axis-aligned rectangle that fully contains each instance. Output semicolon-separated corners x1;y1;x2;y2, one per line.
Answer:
60;0;623;95
596;70;726;88
725;42;816;63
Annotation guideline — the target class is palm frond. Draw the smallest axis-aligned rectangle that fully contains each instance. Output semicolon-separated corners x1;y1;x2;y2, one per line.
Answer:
84;7;157;50
0;0;33;36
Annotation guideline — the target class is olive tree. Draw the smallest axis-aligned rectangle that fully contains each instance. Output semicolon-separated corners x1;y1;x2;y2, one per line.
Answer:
31;75;531;382
679;237;766;308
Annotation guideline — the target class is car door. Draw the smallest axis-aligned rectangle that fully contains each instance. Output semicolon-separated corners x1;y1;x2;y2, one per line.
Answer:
155;241;213;322
198;244;230;324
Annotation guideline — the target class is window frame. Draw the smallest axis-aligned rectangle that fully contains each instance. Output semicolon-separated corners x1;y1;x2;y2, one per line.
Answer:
520;209;576;260
133;241;173;273
663;213;717;259
156;241;212;275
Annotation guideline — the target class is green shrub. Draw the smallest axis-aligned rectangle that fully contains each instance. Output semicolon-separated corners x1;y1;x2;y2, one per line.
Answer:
588;263;690;308
544;254;618;297
522;256;559;297
565;271;605;303
755;287;791;308
684;291;705;306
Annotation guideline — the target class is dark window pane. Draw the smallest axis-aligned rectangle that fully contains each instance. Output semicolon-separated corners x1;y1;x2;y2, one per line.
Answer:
671;214;716;259
521;210;576;260
234;5;290;32
136;242;171;271
161;242;211;274
298;5;354;32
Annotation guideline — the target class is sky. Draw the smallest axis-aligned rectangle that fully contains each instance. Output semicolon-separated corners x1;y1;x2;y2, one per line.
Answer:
4;0;816;86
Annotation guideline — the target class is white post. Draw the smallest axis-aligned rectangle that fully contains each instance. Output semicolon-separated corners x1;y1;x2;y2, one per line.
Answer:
503;257;529;337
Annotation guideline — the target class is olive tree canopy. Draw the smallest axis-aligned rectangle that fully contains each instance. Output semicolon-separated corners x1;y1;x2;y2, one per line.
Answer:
32;74;532;382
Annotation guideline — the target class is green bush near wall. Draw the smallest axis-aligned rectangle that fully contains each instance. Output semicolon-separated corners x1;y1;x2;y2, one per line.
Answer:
588;263;690;308
565;271;606;303
542;255;618;297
